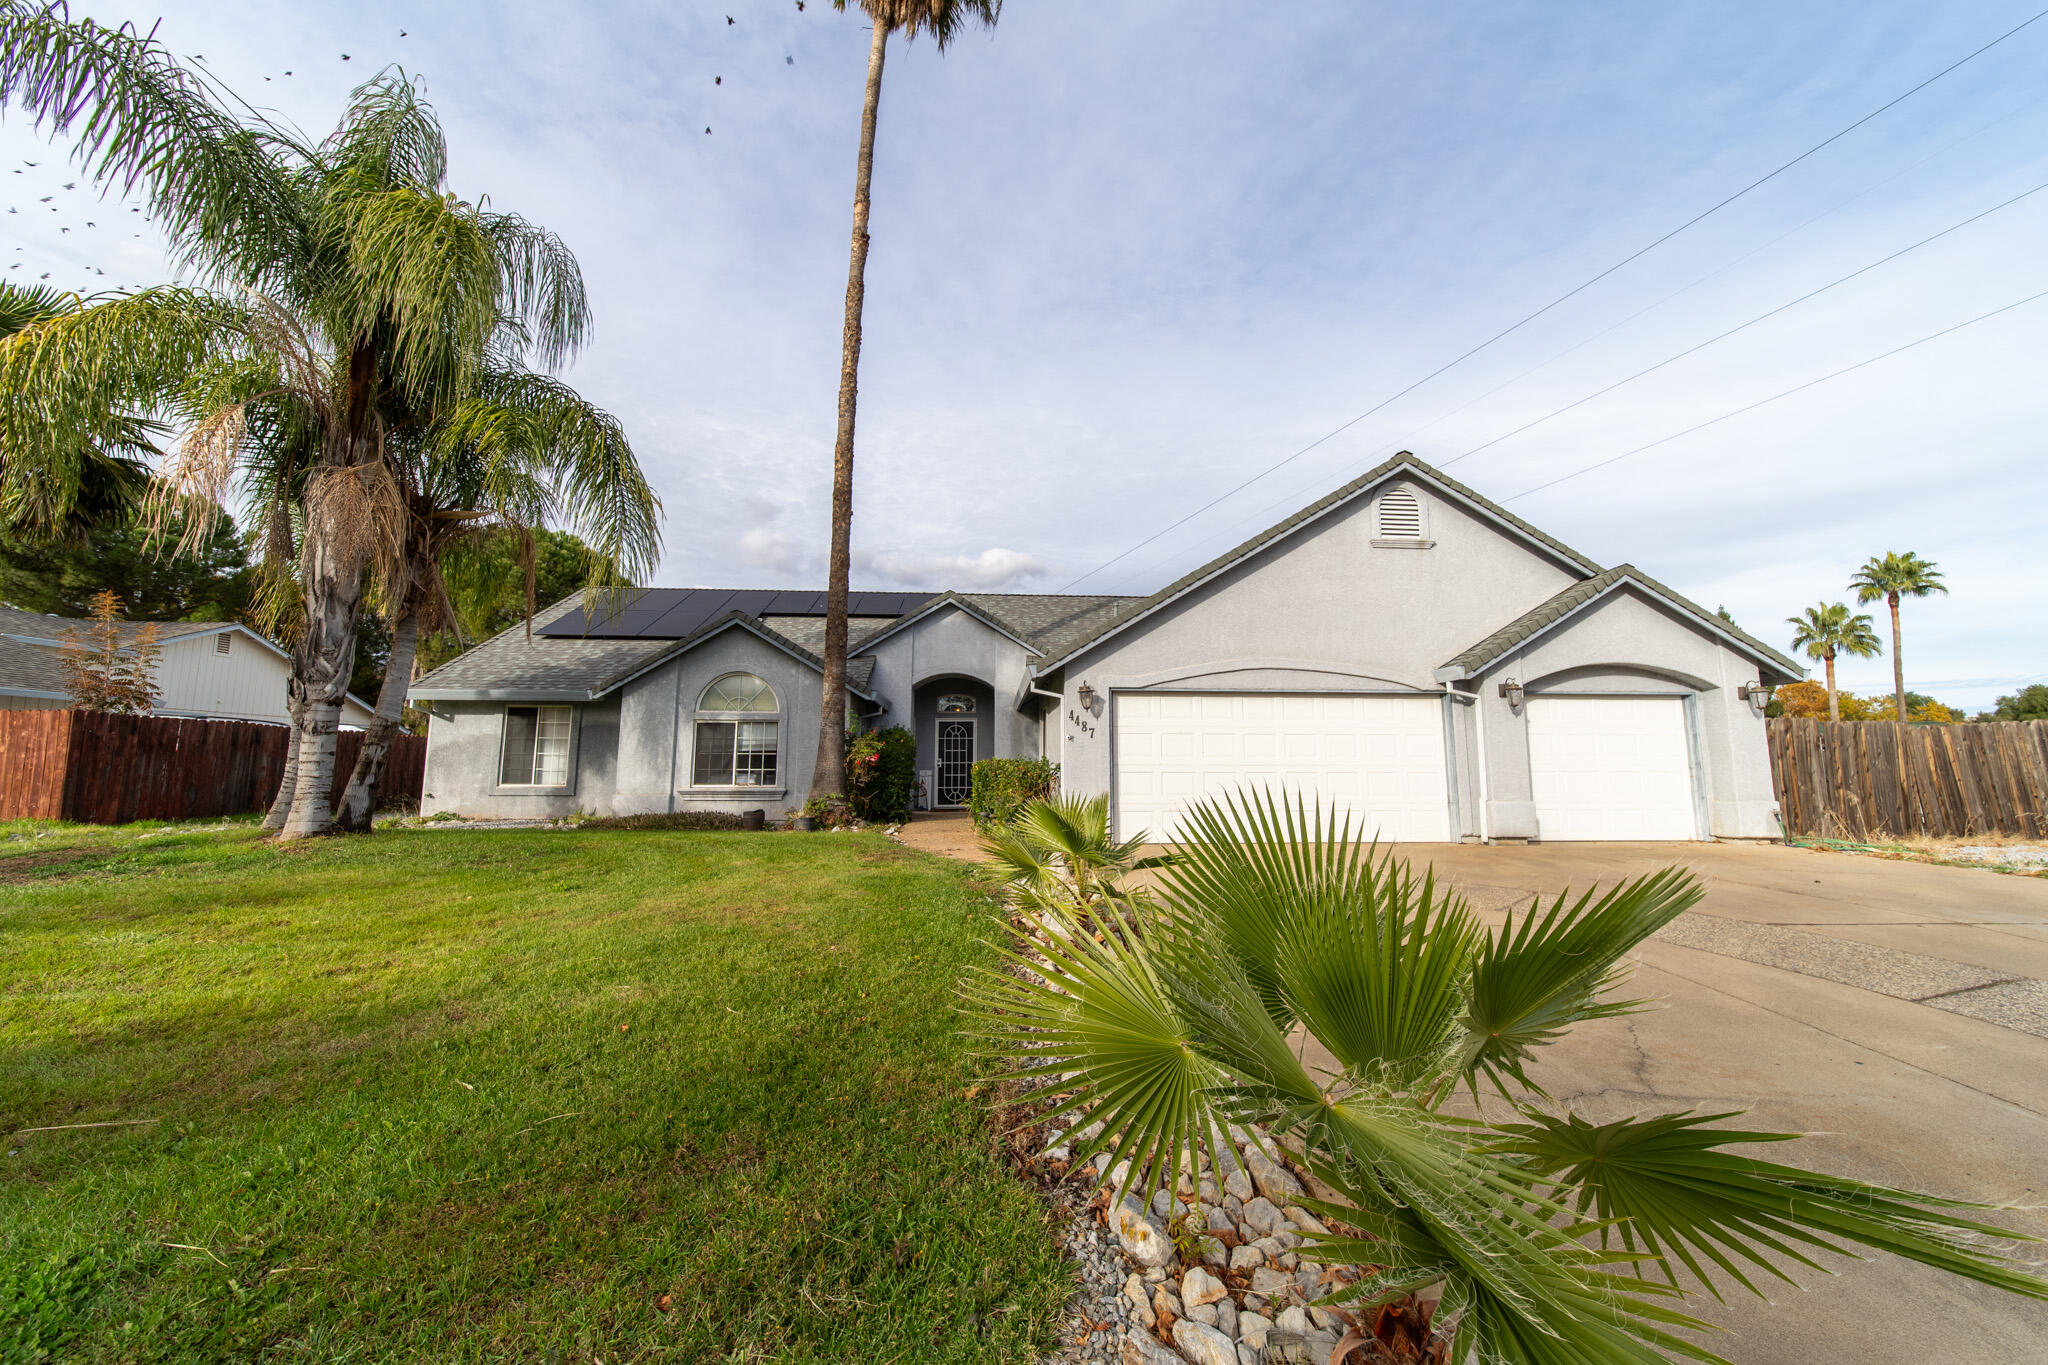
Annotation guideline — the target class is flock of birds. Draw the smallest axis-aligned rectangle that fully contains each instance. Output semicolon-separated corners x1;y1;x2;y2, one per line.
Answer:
3;5;813;298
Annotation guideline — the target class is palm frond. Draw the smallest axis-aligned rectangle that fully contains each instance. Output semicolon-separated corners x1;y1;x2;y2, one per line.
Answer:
1488;1110;2048;1303
1459;868;1700;1098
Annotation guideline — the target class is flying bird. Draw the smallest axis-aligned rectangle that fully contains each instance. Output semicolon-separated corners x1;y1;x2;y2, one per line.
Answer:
8;264;16;271
715;75;721;84
786;55;794;64
62;181;73;189
38;196;49;202
705;126;712;134
38;272;47;279
726;15;734;24
341;53;350;60
400;30;407;37
59;226;67;233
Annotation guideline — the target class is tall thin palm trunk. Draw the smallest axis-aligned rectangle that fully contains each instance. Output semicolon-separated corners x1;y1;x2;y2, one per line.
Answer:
1887;593;1906;721
335;601;418;832
261;677;304;832
811;19;889;803
1824;652;1839;724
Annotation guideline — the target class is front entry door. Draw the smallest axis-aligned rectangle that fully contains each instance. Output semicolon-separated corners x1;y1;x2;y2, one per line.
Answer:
935;718;976;807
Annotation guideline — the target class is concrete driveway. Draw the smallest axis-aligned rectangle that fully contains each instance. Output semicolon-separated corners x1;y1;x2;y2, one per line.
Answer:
904;815;2048;1362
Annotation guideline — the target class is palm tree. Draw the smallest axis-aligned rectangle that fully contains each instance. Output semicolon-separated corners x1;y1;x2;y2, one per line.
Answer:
971;791;2046;1363
331;367;657;830
811;0;1003;803
0;282;156;541
1785;602;1881;722
1849;552;1947;725
981;794;1169;929
0;12;643;835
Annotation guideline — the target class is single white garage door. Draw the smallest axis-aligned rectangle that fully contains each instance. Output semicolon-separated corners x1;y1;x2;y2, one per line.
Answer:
1114;692;1451;843
1526;696;1697;841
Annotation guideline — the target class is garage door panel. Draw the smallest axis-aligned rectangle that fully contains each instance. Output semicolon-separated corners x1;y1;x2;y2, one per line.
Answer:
1115;691;1450;843
1527;696;1695;841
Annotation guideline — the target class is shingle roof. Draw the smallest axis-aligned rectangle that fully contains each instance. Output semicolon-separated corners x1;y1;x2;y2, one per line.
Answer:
411;596;686;699
0;602;224;646
411;598;884;701
1032;452;1606;669
958;593;1145;662
1435;564;1803;681
0;633;68;696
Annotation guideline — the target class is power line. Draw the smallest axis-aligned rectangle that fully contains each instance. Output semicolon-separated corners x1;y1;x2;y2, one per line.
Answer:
1501;286;2048;502
1438;176;2048;470
1058;6;2048;591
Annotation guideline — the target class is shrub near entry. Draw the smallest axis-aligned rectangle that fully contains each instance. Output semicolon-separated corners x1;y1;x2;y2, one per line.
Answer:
847;726;916;821
968;758;1057;828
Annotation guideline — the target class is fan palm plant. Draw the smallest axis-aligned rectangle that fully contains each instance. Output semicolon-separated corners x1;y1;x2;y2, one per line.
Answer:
971;790;2044;1363
0;10;652;834
981;793;1170;930
1848;552;1947;726
810;0;1003;804
1784;602;1881;723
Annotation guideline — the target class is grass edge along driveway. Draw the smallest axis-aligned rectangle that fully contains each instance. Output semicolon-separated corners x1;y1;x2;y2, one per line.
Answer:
0;822;1069;1363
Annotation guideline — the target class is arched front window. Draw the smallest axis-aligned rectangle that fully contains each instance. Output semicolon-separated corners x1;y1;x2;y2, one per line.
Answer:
693;672;780;786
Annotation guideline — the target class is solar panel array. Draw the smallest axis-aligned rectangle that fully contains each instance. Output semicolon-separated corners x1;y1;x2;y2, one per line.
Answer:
539;588;936;639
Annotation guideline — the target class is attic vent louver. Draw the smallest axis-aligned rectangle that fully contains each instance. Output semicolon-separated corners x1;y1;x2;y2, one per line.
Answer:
215;631;232;655
1377;487;1423;539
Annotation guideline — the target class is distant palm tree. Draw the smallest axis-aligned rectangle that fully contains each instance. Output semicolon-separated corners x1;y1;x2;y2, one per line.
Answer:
1849;553;1947;724
811;0;1003;803
1786;602;1881;722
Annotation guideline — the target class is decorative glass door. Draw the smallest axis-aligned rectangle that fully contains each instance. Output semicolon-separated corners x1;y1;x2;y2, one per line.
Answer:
936;719;975;807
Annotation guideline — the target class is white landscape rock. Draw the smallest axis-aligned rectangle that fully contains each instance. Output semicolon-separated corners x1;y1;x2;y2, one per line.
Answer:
1237;1310;1274;1349
1249;1266;1296;1298
1244;1146;1305;1203
1275;1305;1313;1337
1221;1166;1255;1202
1113;1195;1175;1268
1228;1242;1264;1271
1173;1317;1240;1365
1182;1266;1229;1307
1284;1206;1328;1236
1122;1333;1184;1365
1239;1196;1287;1238
1124;1272;1156;1330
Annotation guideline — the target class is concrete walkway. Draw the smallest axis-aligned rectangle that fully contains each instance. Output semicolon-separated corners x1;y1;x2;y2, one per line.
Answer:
902;813;2048;1363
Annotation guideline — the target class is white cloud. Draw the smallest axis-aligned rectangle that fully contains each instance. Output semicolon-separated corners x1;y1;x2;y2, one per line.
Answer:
736;527;809;575
856;547;1046;590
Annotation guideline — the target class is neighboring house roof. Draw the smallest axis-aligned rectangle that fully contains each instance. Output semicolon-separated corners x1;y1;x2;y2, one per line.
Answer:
0;634;69;698
411;597;881;702
1433;564;1804;683
0;603;376;717
1030;451;1606;673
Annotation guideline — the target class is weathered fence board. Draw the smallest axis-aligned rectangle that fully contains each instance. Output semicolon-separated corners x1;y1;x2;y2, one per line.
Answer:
1767;717;2048;840
0;710;424;824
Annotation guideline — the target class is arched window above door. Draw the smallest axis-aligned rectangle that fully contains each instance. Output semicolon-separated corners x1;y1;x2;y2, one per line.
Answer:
937;693;976;714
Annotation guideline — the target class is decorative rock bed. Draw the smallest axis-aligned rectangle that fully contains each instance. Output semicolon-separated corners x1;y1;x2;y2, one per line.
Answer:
1029;1118;1371;1365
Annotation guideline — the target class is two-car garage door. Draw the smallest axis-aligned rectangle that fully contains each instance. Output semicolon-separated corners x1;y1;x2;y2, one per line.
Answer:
1114;692;1450;843
1114;690;1700;844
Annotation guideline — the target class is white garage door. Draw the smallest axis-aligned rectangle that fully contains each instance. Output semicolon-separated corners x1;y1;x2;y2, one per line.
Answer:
1114;692;1451;843
1526;696;1697;841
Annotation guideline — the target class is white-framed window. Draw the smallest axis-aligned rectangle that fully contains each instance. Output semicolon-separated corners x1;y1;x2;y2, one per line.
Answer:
501;705;573;786
693;672;780;787
1376;486;1425;539
937;693;976;714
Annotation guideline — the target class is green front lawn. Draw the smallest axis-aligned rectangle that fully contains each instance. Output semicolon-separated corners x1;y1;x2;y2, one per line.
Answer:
0;822;1067;1363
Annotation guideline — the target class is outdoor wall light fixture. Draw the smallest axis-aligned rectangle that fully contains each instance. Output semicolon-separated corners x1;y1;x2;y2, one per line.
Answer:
1739;681;1773;717
1076;681;1097;710
1497;678;1524;712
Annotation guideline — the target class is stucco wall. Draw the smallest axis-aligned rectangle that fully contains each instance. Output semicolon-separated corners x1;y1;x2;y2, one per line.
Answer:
1048;479;1779;842
420;626;827;820
860;605;1038;760
1054;479;1583;818
1472;587;1777;839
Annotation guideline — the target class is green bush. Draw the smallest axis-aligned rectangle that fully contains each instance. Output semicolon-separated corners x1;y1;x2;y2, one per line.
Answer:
846;726;917;822
968;757;1058;829
580;810;757;832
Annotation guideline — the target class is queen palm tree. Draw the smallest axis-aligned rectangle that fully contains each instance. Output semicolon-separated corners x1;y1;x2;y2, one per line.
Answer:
331;366;655;830
0;11;647;835
1785;602;1881;723
972;792;2046;1363
1849;552;1947;725
0;282;156;541
811;0;1003;803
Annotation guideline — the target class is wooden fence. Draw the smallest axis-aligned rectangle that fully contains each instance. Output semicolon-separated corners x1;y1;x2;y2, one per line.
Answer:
0;709;425;824
1767;716;2048;840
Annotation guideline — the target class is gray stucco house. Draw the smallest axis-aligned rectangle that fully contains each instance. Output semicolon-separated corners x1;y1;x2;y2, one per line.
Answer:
412;452;1802;842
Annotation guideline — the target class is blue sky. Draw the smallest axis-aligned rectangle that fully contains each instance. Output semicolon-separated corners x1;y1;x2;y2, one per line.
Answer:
3;2;2044;710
